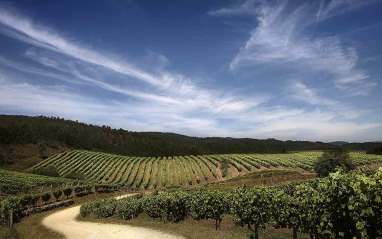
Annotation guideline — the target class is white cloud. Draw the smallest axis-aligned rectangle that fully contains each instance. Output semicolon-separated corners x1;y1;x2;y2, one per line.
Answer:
316;0;381;22
289;80;338;106
0;8;160;86
208;0;262;16
217;0;376;95
0;7;270;117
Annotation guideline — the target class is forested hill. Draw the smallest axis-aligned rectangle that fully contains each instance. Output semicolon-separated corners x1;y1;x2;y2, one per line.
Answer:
0;115;378;157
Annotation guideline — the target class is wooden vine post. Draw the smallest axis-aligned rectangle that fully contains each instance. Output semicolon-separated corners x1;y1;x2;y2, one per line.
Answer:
9;209;13;228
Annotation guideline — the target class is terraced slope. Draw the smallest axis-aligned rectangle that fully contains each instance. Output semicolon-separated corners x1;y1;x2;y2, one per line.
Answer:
27;150;382;189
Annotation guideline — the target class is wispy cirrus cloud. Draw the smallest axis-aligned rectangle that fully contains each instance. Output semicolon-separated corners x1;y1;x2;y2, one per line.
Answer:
0;7;267;116
316;0;381;22
289;80;339;106
211;0;377;95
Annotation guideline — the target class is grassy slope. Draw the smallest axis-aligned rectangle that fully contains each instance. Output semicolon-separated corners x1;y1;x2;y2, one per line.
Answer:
1;144;69;172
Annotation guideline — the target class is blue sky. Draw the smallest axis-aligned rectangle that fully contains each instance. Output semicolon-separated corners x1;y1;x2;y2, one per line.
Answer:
0;0;381;142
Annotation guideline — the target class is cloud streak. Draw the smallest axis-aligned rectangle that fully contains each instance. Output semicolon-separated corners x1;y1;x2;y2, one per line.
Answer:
213;0;377;95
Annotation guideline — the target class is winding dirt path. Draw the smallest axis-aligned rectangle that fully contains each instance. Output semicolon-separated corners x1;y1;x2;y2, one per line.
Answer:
42;194;183;239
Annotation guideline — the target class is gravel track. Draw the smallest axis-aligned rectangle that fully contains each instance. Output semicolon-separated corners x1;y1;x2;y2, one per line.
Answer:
42;194;183;239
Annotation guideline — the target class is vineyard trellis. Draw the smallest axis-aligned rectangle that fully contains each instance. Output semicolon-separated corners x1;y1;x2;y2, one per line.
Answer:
27;150;382;189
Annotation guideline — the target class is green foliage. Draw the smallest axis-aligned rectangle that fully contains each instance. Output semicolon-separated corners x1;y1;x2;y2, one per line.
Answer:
116;198;142;220
0;196;23;226
78;168;382;238
28;150;382;190
30;194;40;207
190;190;228;230
19;194;33;208
30;165;60;177
219;158;229;177
93;198;117;218
53;189;62;201
74;185;92;195
41;192;51;204
144;191;190;222
313;147;354;177
37;141;47;157
0;168;78;194
80;201;95;217
231;186;272;237
63;171;86;181
63;187;73;199
367;145;382;155
0;115;334;157
0;147;13;166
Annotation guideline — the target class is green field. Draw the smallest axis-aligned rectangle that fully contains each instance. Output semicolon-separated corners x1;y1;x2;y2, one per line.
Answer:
27;150;382;189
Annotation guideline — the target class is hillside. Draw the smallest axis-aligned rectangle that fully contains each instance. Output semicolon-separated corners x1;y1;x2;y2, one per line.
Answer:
1;115;335;158
28;150;382;189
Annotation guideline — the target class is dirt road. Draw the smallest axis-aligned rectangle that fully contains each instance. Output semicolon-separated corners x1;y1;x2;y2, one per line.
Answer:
42;194;183;239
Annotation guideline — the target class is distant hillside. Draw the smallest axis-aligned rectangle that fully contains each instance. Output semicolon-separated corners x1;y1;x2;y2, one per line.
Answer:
0;115;336;157
329;141;349;146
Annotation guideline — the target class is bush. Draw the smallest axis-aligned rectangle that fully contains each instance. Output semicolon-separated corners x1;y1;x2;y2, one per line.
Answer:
220;158;229;177
0;197;23;226
94;199;117;218
313;147;354;177
367;146;382;155
37;141;47;157
53;190;62;201
63;171;86;181
80;202;93;217
20;194;33;208
116;198;142;220
30;194;40;207
63;187;73;199
41;192;51;204
31;165;60;177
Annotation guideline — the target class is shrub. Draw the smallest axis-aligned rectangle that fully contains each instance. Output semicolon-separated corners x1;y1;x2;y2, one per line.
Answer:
367;146;382;155
41;192;51;204
116;198;142;220
20;194;33;208
37;141;47;157
80;202;93;217
313;147;354;177
74;185;86;196
0;196;23;226
63;187;73;199
94;199;117;218
63;171;86;181
30;194;40;207
219;158;229;177
31;165;60;177
53;190;62;201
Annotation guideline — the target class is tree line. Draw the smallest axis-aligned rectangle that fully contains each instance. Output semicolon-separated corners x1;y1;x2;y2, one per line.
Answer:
1;115;380;157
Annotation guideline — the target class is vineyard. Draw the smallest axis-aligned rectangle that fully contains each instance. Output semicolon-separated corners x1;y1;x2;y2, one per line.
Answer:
0;169;82;195
81;168;382;239
27;150;382;189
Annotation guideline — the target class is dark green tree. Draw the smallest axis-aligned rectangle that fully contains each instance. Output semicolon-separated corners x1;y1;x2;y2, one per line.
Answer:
37;141;47;157
41;192;51;204
31;165;60;177
367;146;382;155
63;187;73;199
313;147;354;177
63;170;86;181
53;189;62;202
